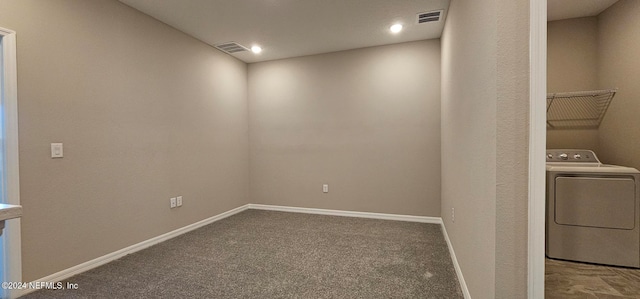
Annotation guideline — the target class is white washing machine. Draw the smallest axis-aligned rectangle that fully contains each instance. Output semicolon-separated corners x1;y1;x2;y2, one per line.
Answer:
546;149;640;267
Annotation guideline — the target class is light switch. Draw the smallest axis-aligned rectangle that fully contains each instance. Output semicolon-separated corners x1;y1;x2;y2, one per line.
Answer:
323;184;329;193
51;143;63;158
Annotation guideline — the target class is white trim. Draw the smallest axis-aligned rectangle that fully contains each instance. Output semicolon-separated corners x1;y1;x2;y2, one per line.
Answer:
528;0;547;298
0;27;22;299
15;204;250;298
441;223;471;299
248;204;442;224
0;28;20;207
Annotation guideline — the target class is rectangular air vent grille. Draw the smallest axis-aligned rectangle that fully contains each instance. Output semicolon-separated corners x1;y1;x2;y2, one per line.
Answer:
214;42;249;54
417;10;443;23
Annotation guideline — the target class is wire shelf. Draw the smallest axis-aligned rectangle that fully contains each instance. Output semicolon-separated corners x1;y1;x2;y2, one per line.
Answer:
546;89;617;129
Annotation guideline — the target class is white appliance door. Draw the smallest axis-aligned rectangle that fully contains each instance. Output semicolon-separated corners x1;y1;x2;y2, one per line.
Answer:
555;176;636;229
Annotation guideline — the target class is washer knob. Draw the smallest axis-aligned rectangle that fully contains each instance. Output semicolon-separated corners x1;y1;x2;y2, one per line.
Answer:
573;154;581;159
547;154;553;159
559;153;568;160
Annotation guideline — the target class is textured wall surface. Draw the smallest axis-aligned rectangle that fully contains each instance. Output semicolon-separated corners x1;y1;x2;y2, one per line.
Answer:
546;17;599;151
597;0;640;169
248;40;441;216
0;0;249;281
441;0;497;297
495;0;529;297
442;0;530;297
547;17;599;93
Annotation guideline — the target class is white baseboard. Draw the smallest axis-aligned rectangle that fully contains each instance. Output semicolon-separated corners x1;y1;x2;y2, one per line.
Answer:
440;223;471;299
248;204;442;224
14;204;250;298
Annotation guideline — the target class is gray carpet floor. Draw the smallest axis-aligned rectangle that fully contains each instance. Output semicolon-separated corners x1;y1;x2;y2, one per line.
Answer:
21;209;463;298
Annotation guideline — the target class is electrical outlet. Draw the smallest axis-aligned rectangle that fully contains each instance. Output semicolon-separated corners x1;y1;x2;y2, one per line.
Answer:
451;208;455;223
176;196;183;207
323;184;329;193
170;197;177;208
51;143;64;158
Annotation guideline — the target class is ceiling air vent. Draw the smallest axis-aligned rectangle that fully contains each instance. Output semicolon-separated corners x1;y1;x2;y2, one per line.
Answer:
214;42;249;54
417;10;443;24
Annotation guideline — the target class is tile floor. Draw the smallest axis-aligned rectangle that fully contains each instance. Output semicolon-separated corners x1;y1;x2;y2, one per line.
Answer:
546;258;640;298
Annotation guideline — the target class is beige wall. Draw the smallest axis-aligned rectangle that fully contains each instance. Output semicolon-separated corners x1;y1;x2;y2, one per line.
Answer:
547;17;598;93
248;40;441;216
441;0;529;297
441;0;496;297
547;130;600;152
0;0;249;281
597;0;640;169
494;0;529;296
547;17;599;150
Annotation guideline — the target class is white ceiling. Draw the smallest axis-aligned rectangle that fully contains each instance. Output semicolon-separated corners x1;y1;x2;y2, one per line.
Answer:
548;0;619;22
119;0;450;63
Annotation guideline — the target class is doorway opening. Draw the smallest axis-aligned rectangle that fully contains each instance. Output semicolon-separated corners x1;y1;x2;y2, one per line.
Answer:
542;0;640;297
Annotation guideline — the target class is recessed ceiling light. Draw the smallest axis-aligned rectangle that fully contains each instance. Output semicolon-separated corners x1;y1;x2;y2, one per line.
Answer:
390;24;403;34
251;46;262;54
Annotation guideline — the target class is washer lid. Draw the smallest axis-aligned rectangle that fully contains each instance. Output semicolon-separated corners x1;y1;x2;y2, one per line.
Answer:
546;164;640;174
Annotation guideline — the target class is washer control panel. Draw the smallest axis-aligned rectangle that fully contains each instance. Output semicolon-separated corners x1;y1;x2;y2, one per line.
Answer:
546;149;600;163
